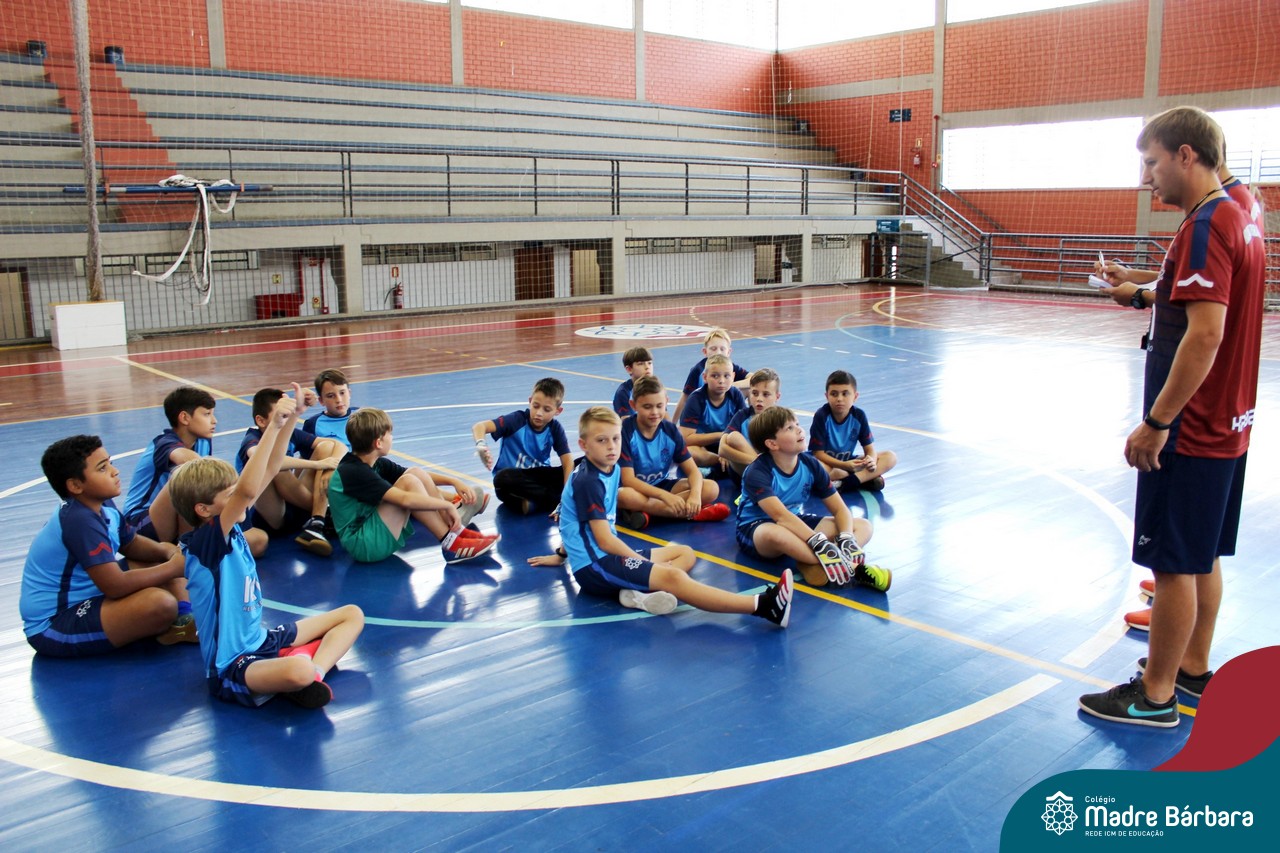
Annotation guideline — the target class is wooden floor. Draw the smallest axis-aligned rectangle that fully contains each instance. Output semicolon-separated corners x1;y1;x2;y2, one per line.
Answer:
1;283;1278;851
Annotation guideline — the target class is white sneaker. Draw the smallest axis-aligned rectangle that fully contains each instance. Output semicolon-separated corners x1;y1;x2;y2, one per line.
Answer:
453;490;490;528
619;588;678;615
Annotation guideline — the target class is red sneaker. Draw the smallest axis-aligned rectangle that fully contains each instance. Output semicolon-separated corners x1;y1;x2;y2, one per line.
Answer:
691;502;731;522
1138;578;1154;603
443;533;499;564
1124;607;1150;632
279;638;322;659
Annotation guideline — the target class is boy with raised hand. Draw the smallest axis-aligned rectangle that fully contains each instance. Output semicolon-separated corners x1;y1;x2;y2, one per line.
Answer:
671;327;750;423
122;385;220;546
330;408;497;565
237;388;343;556
21;434;195;657
737;406;892;592
302;368;360;450
809;370;897;492
679;353;748;471
529;407;792;626
170;384;364;709
613;346;656;417
719;367;781;478
617;375;729;525
472;377;572;516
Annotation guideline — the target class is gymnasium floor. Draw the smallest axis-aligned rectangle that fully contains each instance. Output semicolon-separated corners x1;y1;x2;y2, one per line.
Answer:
1;284;1277;852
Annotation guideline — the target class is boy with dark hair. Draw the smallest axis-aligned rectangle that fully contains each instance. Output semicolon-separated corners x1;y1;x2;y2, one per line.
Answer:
472;377;572;515
303;368;360;449
171;385;364;709
21;434;194;657
679;353;748;470
738;407;892;592
122;385;220;545
719;367;781;477
529;407;793;626
617;375;728;525
613;346;655;417
330;408;497;564
237;388;343;556
810;370;897;492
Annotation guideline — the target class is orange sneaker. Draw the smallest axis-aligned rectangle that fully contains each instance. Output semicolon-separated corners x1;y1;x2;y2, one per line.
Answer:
1138;578;1154;603
1124;607;1150;632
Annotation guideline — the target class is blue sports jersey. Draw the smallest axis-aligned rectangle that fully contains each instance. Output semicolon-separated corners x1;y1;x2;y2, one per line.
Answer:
613;379;636;416
725;408;754;439
20;498;135;636
736;452;836;527
123;428;213;525
680;385;747;434
235;426;318;473
303;407;360;450
682;358;749;395
489;409;570;473
182;518;268;684
558;459;618;571
809;403;874;461
620;416;690;484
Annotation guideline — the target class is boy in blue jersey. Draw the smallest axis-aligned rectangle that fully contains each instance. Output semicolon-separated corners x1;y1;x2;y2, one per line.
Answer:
21;435;195;657
472;377;573;516
809;370;897;492
170;384;364;709
122;386;220;546
302;368;360;450
237;388;343;556
738;406;892;592
617;375;728;524
679;354;748;471
612;346;655;417
719;368;781;478
330;408;496;565
529;407;792;626
671;327;749;422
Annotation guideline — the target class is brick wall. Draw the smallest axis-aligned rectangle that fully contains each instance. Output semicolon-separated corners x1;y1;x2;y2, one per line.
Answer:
1;0;208;66
778;30;931;91
644;34;777;113
781;90;934;176
1160;0;1280;95
956;190;1139;236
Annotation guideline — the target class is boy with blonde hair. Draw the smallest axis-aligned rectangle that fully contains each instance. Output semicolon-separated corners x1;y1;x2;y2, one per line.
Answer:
330;408;496;564
672;328;749;422
530;407;792;626
679;353;748;470
171;385;364;709
719;367;781;477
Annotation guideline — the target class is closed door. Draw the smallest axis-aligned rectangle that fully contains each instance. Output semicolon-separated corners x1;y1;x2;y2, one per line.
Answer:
0;269;31;340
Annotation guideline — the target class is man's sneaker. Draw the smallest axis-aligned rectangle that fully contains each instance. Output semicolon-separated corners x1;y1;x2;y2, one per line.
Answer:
283;678;333;710
1078;676;1179;728
295;516;333;557
1138;578;1155;603
618;509;649;530
691;502;730;522
619;588;679;615
452;490;491;528
754;568;794;628
1137;656;1213;699
156;613;199;645
854;562;893;592
1124;607;1151;632
442;532;499;564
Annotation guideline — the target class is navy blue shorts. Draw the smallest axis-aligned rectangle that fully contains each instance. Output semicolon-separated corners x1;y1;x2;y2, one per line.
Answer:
736;512;825;559
250;503;310;536
1133;452;1246;574
573;548;654;597
210;623;299;707
26;596;115;658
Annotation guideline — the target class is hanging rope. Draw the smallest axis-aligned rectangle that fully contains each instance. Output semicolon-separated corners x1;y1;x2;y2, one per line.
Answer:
131;175;239;305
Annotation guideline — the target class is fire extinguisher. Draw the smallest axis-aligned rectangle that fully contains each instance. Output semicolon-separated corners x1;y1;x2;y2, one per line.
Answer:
387;282;404;310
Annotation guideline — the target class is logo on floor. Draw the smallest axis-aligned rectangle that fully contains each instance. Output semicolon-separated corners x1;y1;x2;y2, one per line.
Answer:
575;324;710;340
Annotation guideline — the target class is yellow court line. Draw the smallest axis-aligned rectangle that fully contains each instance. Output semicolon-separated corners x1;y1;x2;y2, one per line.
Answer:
510;362;619;385
624;528;1194;716
112;356;250;406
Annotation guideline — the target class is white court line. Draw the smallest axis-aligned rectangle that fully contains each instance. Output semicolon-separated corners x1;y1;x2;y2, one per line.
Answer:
0;675;1058;813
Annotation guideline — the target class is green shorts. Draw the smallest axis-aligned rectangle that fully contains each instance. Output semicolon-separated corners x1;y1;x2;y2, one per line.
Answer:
342;514;413;563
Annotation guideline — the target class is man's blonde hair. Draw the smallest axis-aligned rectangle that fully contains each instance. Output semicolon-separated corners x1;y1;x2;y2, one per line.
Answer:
578;406;621;435
170;457;238;527
346;408;393;454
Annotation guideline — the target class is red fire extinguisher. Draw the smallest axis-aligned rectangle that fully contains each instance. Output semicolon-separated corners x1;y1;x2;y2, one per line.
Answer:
388;282;404;310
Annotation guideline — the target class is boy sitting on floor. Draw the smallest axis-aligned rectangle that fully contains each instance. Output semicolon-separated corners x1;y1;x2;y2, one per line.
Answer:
330;408;496;564
472;377;573;516
21;434;195;656
170;385;364;709
302;368;360;450
718;367;781;478
737;406;892;591
809;370;897;492
613;346;656;417
529;406;793;626
679;354;748;471
672;327;750;423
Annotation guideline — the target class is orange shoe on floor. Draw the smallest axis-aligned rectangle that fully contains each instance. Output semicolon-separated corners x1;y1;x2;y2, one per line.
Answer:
1124;607;1150;632
1138;578;1154;603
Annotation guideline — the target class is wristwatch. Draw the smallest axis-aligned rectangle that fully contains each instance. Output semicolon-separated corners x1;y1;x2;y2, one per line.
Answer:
1130;288;1148;310
1144;414;1172;431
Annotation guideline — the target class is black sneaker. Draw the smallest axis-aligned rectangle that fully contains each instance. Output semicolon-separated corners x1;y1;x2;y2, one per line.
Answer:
283;679;332;709
1078;676;1179;728
322;508;337;539
754;568;793;628
1137;657;1213;699
295;516;333;557
618;509;649;530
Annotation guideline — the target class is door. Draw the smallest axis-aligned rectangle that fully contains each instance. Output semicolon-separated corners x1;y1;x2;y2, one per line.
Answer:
0;269;31;340
571;249;600;296
515;246;554;300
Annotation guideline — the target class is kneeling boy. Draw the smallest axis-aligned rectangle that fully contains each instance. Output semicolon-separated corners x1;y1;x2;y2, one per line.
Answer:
170;386;363;709
738;407;892;591
531;407;792;626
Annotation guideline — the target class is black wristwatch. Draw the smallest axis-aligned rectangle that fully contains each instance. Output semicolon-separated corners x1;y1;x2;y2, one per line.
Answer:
1130;289;1148;310
1144;414;1172;431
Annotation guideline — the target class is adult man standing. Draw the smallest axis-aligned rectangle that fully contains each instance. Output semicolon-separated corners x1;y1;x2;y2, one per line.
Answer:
1081;106;1265;727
